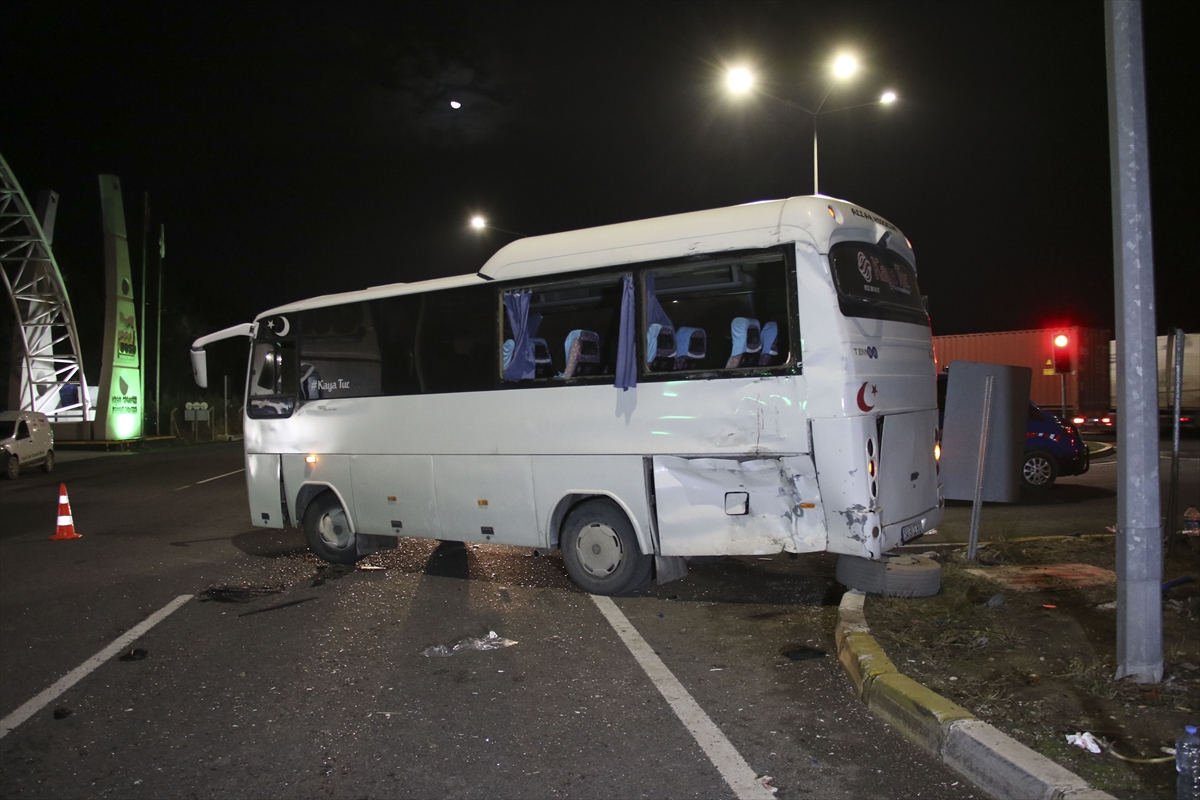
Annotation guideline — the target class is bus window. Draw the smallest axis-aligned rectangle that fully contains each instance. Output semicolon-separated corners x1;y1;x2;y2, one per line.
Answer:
504;273;624;382
829;242;926;325
372;295;422;396
415;284;497;394
298;302;382;401
644;252;794;375
247;338;296;418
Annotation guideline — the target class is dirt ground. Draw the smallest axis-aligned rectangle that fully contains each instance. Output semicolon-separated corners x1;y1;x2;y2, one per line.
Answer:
866;534;1200;800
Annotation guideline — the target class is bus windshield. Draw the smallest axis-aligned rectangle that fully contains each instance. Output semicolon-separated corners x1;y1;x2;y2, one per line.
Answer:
829;241;926;325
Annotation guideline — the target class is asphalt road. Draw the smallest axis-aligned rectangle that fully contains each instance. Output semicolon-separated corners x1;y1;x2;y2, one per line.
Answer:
0;443;977;799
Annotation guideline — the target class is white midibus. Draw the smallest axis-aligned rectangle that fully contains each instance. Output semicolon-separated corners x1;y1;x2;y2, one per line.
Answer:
192;196;943;596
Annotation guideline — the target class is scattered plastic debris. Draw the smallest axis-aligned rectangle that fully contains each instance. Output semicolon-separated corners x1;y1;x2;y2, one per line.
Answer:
118;648;148;662
1066;732;1102;753
781;646;827;662
421;630;517;658
1183;507;1199;535
1042;604;1057;610
984;593;1005;608
1097;601;1117;610
756;775;778;794
200;585;285;603
972;637;990;648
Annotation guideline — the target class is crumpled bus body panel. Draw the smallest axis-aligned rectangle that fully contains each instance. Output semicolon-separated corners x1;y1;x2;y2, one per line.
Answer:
653;455;824;556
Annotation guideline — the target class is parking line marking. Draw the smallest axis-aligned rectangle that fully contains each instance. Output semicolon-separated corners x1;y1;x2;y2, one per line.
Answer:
591;595;775;800
0;594;193;739
196;468;245;485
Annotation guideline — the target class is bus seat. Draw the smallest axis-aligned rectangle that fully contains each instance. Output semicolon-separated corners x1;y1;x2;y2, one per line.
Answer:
563;330;602;378
673;327;706;370
531;337;554;378
726;317;761;369
758;321;780;366
647;323;676;371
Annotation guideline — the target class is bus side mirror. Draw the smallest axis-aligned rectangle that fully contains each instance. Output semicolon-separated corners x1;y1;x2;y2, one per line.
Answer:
191;347;208;388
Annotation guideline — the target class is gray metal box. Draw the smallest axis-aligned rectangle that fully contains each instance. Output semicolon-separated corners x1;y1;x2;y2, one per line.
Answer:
941;361;1031;502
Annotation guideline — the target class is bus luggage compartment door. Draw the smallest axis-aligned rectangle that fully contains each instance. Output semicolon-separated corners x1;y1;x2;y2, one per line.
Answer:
652;455;824;556
246;453;284;529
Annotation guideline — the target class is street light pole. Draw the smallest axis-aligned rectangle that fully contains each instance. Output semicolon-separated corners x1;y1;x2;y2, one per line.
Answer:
726;57;895;196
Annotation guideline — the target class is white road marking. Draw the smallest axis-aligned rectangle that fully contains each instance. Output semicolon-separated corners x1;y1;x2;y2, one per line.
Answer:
196;468;245;485
590;594;775;800
0;594;193;739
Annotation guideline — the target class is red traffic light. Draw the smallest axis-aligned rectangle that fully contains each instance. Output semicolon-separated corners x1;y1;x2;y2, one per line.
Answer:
1052;332;1071;373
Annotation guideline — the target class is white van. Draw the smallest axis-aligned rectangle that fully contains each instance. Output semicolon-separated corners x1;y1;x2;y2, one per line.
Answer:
1;411;55;479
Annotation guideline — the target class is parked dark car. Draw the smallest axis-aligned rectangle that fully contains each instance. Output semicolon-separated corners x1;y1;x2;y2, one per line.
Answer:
1023;402;1089;490
936;374;1089;491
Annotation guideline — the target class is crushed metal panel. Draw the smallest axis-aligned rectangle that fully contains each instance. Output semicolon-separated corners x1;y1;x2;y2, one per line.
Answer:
245;453;284;529
810;415;882;559
653;455;825;556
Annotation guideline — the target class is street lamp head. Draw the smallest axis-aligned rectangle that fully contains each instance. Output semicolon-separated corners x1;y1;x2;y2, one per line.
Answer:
880;91;897;104
450;100;462;109
727;67;754;94
470;215;486;229
832;54;857;79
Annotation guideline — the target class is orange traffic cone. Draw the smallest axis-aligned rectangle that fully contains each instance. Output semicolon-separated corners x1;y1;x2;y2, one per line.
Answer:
49;483;81;540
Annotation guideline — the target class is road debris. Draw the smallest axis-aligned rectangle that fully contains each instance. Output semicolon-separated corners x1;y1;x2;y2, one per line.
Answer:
118;648;148;661
1066;732;1102;753
421;630;517;658
200;585;285;603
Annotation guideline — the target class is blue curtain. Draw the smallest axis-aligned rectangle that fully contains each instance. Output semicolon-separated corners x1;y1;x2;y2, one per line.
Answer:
615;273;637;390
502;290;535;381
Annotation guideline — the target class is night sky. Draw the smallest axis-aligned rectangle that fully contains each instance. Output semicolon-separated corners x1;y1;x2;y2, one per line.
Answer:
2;1;1196;392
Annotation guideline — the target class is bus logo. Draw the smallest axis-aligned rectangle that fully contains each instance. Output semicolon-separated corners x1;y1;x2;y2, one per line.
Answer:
857;252;873;282
856;382;877;412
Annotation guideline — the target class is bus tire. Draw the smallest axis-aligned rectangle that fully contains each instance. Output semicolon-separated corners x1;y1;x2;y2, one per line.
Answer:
1021;450;1057;491
560;499;652;596
835;553;941;597
303;491;360;565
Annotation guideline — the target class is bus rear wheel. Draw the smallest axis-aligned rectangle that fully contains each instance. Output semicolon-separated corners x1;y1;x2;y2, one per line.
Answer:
303;492;360;565
560;499;652;596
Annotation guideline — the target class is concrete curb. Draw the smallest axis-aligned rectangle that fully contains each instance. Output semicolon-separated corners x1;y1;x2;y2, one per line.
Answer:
836;591;1118;800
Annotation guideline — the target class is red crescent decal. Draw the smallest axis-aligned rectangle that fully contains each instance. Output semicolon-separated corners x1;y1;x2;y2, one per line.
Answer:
856;382;876;412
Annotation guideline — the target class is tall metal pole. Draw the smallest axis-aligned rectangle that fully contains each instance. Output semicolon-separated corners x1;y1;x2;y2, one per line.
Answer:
813;121;819;195
139;192;149;437
1105;0;1162;684
1165;329;1184;556
155;224;164;437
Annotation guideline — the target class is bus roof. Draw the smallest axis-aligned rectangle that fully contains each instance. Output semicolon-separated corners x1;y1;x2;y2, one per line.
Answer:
256;195;909;320
478;195;908;282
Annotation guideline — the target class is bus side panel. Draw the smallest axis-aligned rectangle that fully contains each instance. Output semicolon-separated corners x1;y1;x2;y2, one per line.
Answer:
246;453;284;529
653;455;826;556
811;416;883;560
433;456;539;546
529;455;653;554
282;453;356;532
350;455;439;538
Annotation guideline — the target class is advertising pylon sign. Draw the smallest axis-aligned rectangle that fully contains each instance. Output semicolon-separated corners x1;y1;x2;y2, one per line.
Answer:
95;175;143;440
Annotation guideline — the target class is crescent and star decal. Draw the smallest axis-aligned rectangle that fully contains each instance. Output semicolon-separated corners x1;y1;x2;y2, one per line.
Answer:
277;316;291;336
856;382;878;412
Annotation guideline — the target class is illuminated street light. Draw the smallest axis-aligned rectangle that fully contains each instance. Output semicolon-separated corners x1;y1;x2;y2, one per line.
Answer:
450;100;462;109
724;53;896;194
727;68;753;94
468;215;526;238
832;54;857;79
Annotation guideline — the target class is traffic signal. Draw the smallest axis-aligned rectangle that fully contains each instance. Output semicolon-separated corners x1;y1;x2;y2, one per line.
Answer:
1052;332;1071;373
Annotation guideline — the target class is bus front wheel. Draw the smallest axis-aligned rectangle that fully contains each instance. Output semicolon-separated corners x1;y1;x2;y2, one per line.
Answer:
303;492;360;565
560;500;652;596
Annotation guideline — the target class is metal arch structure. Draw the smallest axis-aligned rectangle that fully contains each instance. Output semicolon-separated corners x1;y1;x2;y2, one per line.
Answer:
0;153;91;421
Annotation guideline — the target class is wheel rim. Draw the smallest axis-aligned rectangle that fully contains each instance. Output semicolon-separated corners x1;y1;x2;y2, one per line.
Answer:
576;522;623;576
1024;456;1052;485
317;507;351;550
7;456;17;478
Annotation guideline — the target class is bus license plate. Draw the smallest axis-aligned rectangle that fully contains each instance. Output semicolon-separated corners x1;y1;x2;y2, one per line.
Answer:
901;522;924;542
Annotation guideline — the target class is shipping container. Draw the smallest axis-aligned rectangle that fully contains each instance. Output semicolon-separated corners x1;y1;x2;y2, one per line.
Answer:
932;327;1111;415
1109;333;1200;415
